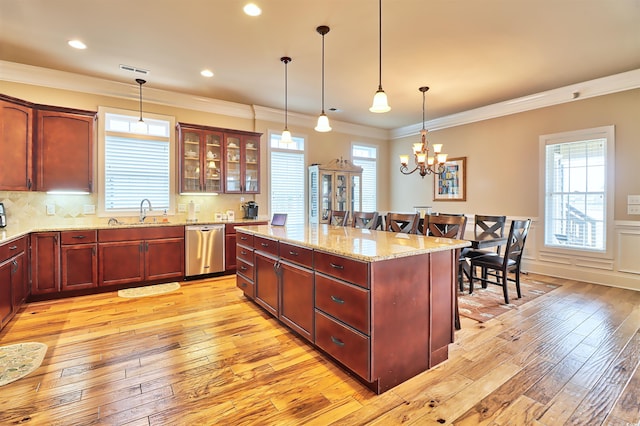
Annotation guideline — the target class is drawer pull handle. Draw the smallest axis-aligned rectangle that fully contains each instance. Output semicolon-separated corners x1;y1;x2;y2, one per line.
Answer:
289;251;298;256
72;235;86;239
330;295;345;304
329;263;344;270
9;245;18;251
261;243;269;247
241;282;247;288
330;336;345;347
240;250;247;255
240;236;248;240
240;266;247;271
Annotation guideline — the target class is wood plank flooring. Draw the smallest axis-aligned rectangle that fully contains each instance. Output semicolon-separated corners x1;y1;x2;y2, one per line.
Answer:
0;274;638;425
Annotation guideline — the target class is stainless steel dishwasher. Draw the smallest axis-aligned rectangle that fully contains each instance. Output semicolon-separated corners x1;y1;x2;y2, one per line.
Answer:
185;224;225;276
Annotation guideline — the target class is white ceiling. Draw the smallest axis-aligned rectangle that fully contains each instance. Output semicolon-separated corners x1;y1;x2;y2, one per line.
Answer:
1;0;639;130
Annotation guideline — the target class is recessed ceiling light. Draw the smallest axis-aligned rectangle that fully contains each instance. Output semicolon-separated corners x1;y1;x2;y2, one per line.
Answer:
200;69;214;78
68;39;87;50
243;3;261;16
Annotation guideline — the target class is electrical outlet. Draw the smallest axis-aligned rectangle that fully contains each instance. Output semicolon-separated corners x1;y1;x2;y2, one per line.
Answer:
83;204;96;214
46;204;55;215
240;197;245;202
195;204;201;212
178;204;186;213
628;205;640;215
628;195;640;205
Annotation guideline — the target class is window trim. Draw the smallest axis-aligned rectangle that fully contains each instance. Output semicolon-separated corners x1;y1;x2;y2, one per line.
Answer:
267;129;308;224
351;141;378;211
97;106;176;218
538;125;615;259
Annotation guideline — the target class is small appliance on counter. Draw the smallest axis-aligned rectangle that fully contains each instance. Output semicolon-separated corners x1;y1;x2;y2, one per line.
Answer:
0;202;6;228
242;201;258;219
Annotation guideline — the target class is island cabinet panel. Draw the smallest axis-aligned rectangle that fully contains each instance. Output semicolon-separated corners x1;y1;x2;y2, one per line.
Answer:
254;251;279;316
236;241;255;297
314;251;369;288
279;259;314;342
315;273;369;335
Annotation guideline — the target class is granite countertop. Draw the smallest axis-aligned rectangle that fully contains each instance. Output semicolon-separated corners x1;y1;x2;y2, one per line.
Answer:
236;224;471;262
0;218;267;244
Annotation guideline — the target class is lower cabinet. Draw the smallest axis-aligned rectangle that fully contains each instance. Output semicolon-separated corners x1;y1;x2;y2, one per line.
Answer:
98;226;184;287
1;236;28;330
31;232;61;295
61;230;98;291
225;221;267;272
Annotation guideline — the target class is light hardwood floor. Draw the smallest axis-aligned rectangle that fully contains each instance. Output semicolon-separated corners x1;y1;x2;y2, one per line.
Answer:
1;274;639;425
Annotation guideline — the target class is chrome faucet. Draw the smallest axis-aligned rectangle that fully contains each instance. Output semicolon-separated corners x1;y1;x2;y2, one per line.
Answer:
140;199;152;222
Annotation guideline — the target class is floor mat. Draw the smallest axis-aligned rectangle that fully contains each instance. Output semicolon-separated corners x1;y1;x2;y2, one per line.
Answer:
118;282;181;298
0;342;47;386
458;276;560;322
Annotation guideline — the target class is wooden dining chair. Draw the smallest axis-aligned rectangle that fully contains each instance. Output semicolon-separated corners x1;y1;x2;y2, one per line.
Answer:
385;212;420;234
352;211;379;229
329;210;349;227
423;214;468;330
463;215;507;258
469;219;531;304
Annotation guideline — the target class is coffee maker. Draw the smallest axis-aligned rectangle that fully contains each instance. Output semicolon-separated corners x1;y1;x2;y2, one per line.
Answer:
0;202;6;228
242;201;259;219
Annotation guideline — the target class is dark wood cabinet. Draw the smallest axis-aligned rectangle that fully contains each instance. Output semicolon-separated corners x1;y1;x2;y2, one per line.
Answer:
98;226;184;287
1;235;28;329
31;232;61;295
225;222;266;272
61;230;97;291
177;123;261;194
280;260;314;341
254;250;279;317
0;95;34;191
35;108;95;192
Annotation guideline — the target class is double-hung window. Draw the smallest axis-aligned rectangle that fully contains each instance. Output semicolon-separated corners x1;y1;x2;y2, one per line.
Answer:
98;107;175;216
269;132;306;226
540;125;614;255
352;143;377;211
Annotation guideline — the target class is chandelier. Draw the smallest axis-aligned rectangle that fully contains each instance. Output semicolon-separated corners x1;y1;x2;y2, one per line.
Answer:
399;86;447;178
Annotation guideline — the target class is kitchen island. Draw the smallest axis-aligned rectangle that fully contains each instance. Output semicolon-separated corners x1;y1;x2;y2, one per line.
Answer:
235;223;470;394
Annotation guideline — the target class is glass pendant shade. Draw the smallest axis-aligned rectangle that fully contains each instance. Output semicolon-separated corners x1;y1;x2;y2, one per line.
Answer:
281;129;293;144
369;88;390;113
315;113;331;132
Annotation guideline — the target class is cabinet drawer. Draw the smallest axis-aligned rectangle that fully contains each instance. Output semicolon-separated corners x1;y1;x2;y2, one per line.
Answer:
236;243;254;264
236;258;254;281
280;242;313;268
315;310;369;380
0;236;27;262
314;251;369;288
236;273;254;298
99;225;184;242
61;230;97;244
254;235;278;256
236;231;254;247
315;273;369;335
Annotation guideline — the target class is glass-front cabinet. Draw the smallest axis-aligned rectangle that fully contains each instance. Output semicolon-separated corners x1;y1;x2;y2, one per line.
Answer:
177;123;261;194
309;158;362;224
224;132;260;194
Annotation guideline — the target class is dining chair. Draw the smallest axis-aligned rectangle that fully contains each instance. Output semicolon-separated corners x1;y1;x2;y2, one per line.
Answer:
329;210;349;227
423;214;468;330
385;212;420;234
469;219;532;304
352;211;379;229
463;215;507;258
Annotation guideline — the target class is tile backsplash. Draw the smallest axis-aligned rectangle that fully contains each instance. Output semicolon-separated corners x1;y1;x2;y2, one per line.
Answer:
0;191;257;228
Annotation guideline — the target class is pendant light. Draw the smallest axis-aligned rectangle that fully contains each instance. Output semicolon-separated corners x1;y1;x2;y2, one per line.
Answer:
369;0;390;113
133;78;147;133
280;56;294;145
315;25;332;132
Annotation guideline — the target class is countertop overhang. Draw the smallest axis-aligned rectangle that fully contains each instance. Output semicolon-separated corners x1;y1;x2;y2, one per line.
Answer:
236;224;471;262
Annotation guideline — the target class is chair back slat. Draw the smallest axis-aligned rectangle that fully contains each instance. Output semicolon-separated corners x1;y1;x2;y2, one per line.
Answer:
385;212;420;234
503;219;532;265
329;210;349;227
424;214;467;239
352;211;379;229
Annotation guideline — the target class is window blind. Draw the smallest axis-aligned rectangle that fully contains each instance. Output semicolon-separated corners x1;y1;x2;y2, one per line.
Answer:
352;144;377;211
270;150;305;226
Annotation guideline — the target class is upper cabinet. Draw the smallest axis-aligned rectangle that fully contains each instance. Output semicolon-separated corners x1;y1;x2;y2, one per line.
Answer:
177;124;224;193
0;95;34;191
177;123;261;194
36;108;96;192
0;94;96;193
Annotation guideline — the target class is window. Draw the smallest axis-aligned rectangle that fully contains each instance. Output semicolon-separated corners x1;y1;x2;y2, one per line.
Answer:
541;126;614;254
352;143;377;211
269;132;306;226
98;107;175;216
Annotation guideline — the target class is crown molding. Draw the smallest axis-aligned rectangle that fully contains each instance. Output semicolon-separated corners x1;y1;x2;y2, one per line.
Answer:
391;68;640;140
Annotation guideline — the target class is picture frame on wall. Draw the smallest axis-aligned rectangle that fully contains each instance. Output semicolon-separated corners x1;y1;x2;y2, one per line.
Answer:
434;157;466;201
